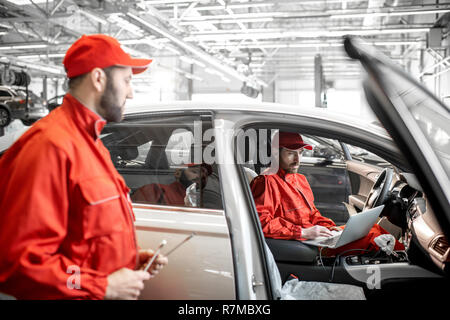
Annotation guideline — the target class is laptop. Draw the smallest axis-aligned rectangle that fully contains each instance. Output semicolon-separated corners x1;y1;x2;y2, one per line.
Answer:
301;205;384;248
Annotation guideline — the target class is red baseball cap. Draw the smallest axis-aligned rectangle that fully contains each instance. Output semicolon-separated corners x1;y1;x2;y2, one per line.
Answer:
63;34;152;78
274;131;313;150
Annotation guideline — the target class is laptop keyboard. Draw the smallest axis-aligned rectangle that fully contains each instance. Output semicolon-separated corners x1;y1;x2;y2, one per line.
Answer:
319;235;340;247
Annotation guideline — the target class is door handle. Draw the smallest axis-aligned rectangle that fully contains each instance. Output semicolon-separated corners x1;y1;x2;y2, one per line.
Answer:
252;274;264;292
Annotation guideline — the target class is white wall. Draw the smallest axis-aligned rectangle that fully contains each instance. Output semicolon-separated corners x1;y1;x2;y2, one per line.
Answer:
275;78;377;122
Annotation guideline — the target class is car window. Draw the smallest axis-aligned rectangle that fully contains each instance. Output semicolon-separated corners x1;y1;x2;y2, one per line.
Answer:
0;90;12;98
345;143;390;167
238;128;351;224
377;63;450;181
17;90;39;100
102;114;223;210
165;129;194;167
301;135;344;162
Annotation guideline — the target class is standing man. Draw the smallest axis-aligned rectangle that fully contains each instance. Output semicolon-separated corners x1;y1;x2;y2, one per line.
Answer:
251;131;404;255
0;34;167;299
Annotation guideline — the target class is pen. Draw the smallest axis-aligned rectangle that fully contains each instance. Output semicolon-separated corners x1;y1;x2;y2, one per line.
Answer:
165;232;196;256
143;239;167;273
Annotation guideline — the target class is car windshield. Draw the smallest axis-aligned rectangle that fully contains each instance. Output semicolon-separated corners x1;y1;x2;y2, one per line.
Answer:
346;144;387;164
377;63;450;180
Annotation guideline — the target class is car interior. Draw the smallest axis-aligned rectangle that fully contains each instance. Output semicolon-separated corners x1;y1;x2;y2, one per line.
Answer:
238;126;449;300
101;113;224;210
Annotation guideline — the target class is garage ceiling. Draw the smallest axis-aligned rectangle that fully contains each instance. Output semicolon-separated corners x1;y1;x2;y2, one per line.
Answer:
0;0;448;88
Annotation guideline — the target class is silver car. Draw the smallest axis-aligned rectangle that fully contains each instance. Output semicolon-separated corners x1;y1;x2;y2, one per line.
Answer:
1;38;449;300
0;86;48;128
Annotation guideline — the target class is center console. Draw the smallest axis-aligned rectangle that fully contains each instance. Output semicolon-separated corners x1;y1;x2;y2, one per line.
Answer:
339;251;442;287
343;251;409;266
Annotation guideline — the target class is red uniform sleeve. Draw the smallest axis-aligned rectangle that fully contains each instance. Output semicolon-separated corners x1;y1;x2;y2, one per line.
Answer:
0;140;107;299
310;206;336;228
250;176;302;240
131;183;162;204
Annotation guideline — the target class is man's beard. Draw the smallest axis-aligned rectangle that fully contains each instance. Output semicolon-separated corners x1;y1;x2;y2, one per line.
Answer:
99;76;124;122
284;163;299;174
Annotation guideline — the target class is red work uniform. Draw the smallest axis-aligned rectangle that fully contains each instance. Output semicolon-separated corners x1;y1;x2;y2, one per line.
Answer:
132;181;186;206
250;169;404;255
0;93;138;299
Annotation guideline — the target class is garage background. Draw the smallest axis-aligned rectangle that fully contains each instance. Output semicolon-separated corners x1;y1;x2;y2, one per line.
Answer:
0;0;449;136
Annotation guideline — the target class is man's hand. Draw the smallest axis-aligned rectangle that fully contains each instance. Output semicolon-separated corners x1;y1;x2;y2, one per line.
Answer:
329;226;342;232
302;225;334;240
137;249;169;277
104;268;150;300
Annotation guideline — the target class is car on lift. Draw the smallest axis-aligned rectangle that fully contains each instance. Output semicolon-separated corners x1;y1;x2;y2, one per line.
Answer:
0;38;448;300
0;86;48;128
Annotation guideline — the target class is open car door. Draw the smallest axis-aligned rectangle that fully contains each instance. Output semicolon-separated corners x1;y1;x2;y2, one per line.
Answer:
344;37;450;247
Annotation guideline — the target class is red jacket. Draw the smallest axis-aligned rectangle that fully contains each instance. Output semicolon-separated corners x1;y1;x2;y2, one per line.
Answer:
132;181;186;206
0;94;137;299
250;169;335;240
251;169;405;255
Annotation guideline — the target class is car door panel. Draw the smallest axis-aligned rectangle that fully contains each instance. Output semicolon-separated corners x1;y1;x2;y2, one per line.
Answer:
102;114;235;299
345;160;381;210
134;205;235;300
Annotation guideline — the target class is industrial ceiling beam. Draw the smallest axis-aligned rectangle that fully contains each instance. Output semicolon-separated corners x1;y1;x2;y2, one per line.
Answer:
184;26;431;42
175;4;450;24
125;10;268;87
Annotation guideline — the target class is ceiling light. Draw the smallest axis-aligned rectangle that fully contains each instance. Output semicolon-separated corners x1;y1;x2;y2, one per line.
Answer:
0;44;48;50
0;55;64;75
196;3;275;11
179;12;278;21
17;53;65;59
107;14;145;37
185;27;429;42
6;0;50;4
184;73;203;81
331;8;450;19
180;55;206;68
204;67;224;77
178;17;274;25
140;0;196;4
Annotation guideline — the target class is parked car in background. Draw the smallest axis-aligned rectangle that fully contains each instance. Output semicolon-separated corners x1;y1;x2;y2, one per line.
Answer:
0;86;48;128
46;94;65;112
0;38;448;300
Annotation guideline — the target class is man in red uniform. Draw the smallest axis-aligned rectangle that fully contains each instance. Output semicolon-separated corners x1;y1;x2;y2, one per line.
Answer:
250;131;404;256
0;34;167;299
132;163;212;206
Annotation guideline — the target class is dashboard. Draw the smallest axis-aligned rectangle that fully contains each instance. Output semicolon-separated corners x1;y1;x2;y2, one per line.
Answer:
390;173;450;271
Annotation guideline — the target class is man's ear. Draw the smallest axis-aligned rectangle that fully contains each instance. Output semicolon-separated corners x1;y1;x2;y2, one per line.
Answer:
174;169;182;179
89;68;106;93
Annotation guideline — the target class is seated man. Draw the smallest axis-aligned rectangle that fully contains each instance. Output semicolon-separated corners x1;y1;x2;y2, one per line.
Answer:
250;131;404;256
131;163;212;206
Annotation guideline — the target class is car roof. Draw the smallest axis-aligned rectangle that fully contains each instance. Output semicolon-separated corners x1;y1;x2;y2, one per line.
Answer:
125;100;391;139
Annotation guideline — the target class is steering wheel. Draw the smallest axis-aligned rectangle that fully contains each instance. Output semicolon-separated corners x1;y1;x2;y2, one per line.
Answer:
363;168;393;211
